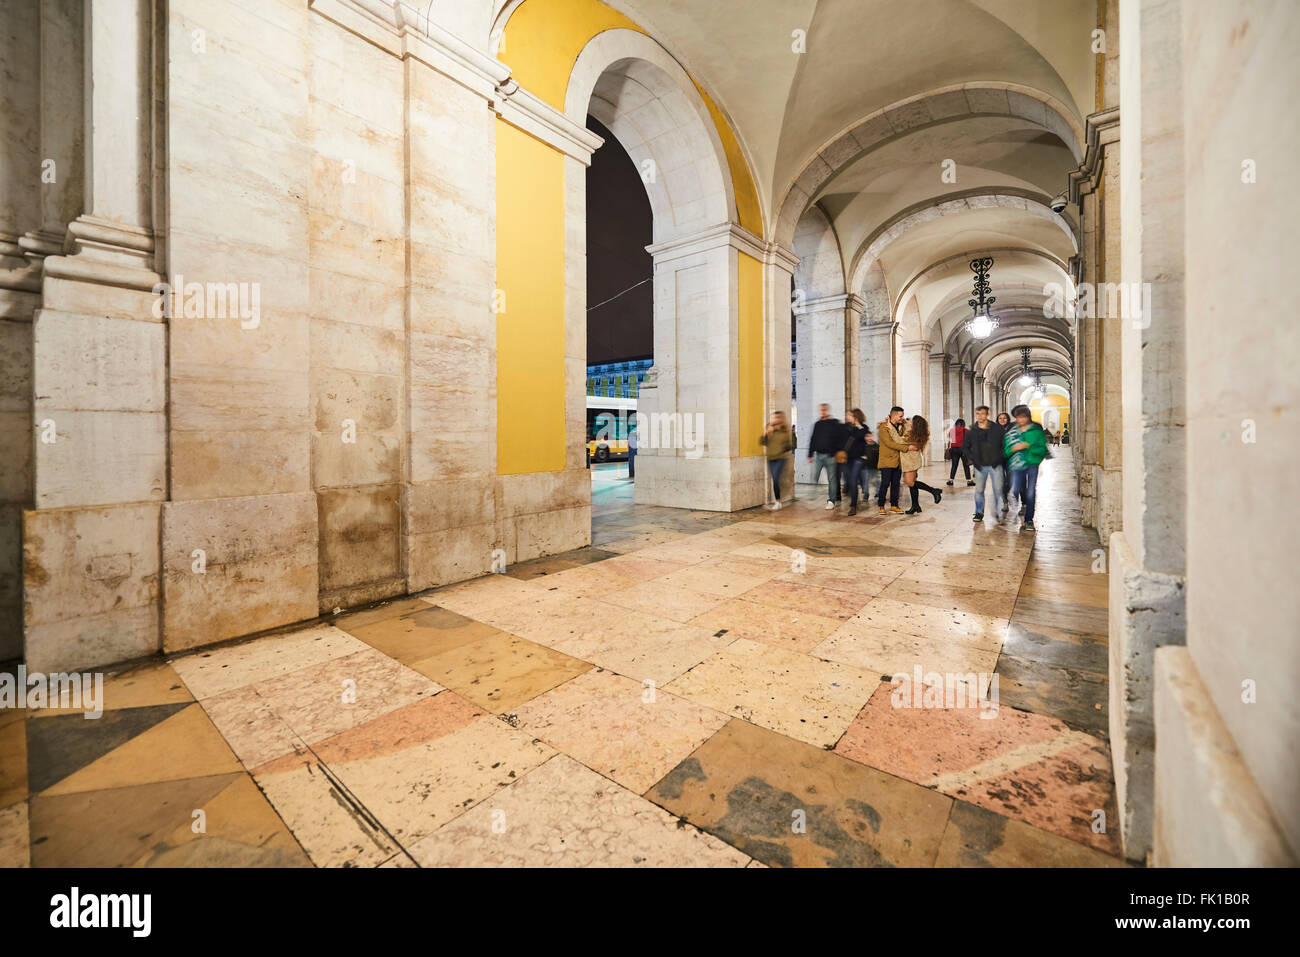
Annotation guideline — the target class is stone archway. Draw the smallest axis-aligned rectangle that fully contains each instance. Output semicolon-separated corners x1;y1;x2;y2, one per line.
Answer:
563;29;765;511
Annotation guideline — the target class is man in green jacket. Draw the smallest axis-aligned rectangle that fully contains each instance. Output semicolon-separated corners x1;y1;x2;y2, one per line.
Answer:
1003;404;1049;531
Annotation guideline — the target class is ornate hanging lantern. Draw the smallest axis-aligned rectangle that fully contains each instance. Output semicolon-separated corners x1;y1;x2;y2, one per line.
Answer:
965;256;999;339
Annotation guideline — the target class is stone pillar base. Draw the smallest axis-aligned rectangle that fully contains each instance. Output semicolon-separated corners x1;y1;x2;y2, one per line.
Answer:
495;470;590;565
634;455;765;512
23;502;161;673
1079;463;1097;527
1154;645;1297;866
1108;530;1185;861
1094;465;1123;541
161;493;319;655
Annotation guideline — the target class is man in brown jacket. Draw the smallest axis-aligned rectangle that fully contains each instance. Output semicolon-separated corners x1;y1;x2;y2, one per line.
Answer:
875;406;910;514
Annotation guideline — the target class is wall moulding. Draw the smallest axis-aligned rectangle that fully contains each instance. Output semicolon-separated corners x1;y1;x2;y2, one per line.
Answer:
1069;106;1121;205
309;0;510;101
42;217;159;292
646;222;765;266
493;83;605;165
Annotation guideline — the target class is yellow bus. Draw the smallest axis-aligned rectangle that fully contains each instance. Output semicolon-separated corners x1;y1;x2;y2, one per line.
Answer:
586;395;636;462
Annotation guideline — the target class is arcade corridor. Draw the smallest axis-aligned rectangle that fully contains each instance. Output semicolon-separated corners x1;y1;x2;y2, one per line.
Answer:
1;452;1123;867
2;0;1295;880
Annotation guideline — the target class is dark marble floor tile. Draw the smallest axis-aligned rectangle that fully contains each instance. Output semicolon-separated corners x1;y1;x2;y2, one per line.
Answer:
993;655;1108;735
1001;621;1109;674
645;719;952;867
935;799;1126;867
25;702;191;794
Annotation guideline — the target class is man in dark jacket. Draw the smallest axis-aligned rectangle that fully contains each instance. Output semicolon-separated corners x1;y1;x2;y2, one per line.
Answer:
807;403;847;509
961;404;1005;523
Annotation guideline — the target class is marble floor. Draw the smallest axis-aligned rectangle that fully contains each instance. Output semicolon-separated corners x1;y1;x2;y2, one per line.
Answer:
0;448;1125;867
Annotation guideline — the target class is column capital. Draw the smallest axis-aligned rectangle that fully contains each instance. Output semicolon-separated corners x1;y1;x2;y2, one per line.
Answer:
799;292;865;316
310;0;512;100
858;319;896;338
493;82;604;164
1069;106;1122;203
646;222;765;264
763;241;800;273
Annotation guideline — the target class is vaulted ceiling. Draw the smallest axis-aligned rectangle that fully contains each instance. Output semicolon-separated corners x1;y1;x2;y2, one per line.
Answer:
604;0;1093;385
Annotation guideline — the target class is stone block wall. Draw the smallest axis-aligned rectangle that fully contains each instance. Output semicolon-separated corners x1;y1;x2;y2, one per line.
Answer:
13;0;599;671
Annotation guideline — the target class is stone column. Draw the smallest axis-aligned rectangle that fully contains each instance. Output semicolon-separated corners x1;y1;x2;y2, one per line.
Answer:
858;320;894;428
764;242;798;502
1110;0;1186;864
843;295;864;414
637;223;767;511
897;342;926;414
927;352;947;461
0;0;44;658
1164;0;1298;866
1076;183;1103;526
964;368;976;421
20;0;84;263
898;341;929;439
1076;107;1124;541
946;360;963;424
24;0;167;672
790;291;852;481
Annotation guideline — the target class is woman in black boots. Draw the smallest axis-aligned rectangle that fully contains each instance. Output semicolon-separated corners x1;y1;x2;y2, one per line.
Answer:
900;415;943;514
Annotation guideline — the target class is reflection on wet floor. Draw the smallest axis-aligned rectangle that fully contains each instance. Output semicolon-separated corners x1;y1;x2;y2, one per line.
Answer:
1;449;1123;867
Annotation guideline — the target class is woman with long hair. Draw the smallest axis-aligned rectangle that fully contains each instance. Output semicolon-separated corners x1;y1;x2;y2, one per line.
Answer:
996;411;1013;515
842;408;878;516
760;410;794;509
900;414;942;515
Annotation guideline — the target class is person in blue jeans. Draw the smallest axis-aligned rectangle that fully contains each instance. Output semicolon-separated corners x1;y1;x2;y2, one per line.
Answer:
760;411;794;509
841;408;878;515
960;405;1006;523
996;411;1013;514
807;403;847;509
1003;404;1049;531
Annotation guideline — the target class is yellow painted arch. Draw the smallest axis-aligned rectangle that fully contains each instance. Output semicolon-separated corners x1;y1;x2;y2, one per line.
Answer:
496;0;766;474
499;0;762;235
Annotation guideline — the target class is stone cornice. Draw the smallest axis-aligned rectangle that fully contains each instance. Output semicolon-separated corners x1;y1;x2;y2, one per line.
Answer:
41;216;159;291
493;83;605;165
1069;106;1121;204
309;0;509;98
764;242;800;273
308;0;600;163
647;222;766;265
800;293;866;315
859;316;897;332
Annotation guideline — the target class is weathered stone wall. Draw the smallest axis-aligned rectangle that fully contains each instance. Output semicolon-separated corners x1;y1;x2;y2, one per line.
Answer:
1156;0;1299;865
15;0;536;669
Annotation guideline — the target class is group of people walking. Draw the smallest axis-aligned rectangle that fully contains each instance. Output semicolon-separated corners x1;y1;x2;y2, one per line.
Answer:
760;402;1050;530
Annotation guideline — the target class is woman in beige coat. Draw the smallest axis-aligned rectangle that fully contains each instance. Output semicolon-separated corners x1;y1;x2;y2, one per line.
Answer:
901;415;943;514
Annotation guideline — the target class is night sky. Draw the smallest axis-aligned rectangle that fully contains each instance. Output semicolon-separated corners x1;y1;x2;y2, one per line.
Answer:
585;116;653;365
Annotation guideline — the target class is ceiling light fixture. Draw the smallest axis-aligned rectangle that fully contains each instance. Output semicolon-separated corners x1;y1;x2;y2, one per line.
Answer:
1017;346;1034;386
965;256;999;340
